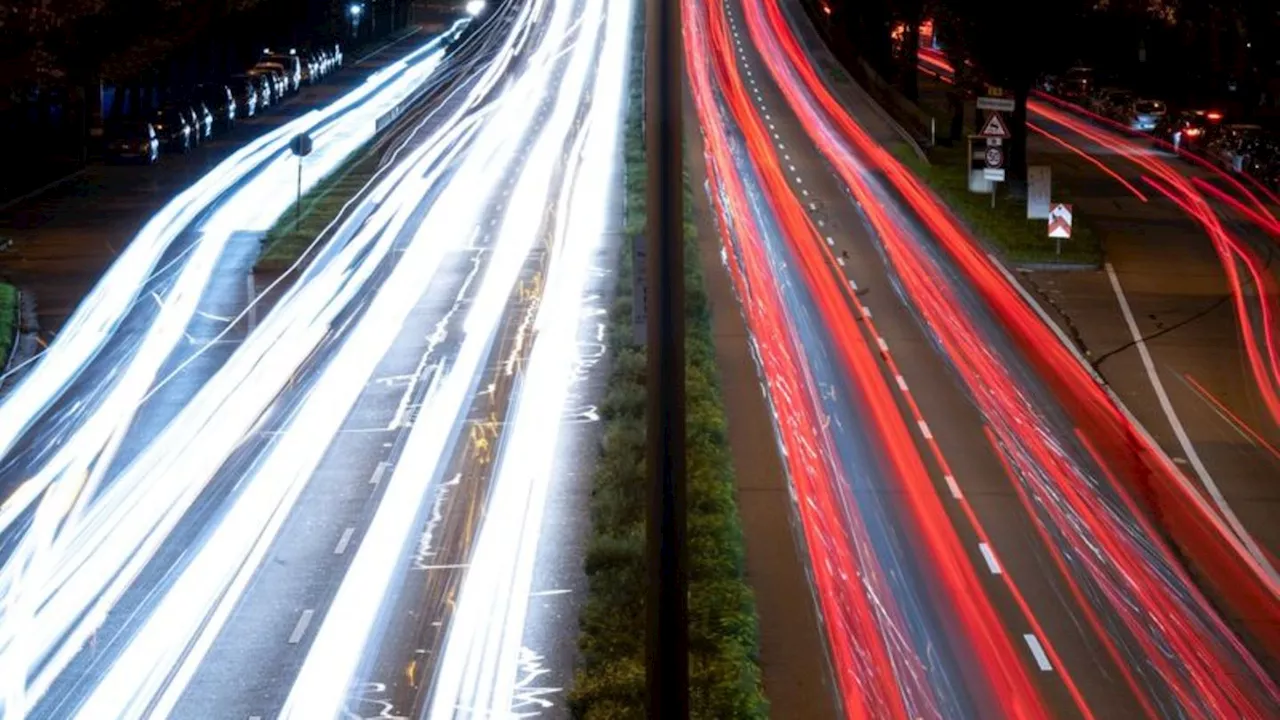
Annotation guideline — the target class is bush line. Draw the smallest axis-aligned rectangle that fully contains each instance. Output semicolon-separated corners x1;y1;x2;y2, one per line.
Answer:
568;19;769;720
0;282;16;370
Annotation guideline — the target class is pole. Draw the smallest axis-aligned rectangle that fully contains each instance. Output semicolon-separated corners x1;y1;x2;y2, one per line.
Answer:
296;157;302;232
644;0;686;713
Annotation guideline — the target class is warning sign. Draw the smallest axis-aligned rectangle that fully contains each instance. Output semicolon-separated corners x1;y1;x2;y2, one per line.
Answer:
979;112;1011;139
1048;203;1073;238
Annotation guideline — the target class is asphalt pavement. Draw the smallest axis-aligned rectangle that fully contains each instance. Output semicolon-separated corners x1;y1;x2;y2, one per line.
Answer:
691;0;1137;715
686;0;1280;715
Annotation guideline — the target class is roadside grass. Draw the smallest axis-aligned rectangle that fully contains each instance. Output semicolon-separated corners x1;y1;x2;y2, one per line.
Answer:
893;143;1103;266
567;18;769;720
0;283;17;369
255;143;380;272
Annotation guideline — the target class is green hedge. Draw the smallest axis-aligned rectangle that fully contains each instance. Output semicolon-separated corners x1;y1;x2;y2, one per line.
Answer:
568;20;769;720
255;140;380;272
892;143;1102;266
0;283;17;370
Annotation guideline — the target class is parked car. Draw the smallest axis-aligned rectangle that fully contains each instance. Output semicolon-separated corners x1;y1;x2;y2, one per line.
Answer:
150;107;194;152
1211;123;1266;173
1153;108;1223;151
248;68;283;105
1059;67;1094;100
105;120;160;164
189;100;215;140
259;53;302;92
194;83;236;129
249;72;275;108
1126;99;1167;132
226;75;259;118
1092;88;1133;118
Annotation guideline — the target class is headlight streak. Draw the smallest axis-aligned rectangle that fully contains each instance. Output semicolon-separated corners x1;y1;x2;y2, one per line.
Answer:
276;0;612;716
748;0;1280;715
0;26;488;718
0;24;462;465
0;34;454;547
422;0;626;714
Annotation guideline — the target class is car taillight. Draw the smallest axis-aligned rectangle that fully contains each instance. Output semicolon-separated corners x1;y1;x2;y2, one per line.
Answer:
1185;127;1203;137
1206;111;1223;121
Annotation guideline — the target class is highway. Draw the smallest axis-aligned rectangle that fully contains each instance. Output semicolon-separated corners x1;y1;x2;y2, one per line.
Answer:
917;47;1280;582
0;0;630;714
686;0;1280;717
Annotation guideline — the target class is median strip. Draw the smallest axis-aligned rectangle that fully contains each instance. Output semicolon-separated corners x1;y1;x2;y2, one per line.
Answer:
568;18;768;719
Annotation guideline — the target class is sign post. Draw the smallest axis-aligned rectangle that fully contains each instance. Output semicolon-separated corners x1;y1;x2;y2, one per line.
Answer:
1048;202;1073;255
289;132;313;231
1027;166;1051;219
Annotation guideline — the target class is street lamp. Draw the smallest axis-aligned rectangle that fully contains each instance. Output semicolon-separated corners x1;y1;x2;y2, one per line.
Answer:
348;3;363;38
465;0;485;16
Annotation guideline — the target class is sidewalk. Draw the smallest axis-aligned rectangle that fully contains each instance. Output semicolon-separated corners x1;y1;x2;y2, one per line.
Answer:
0;29;426;337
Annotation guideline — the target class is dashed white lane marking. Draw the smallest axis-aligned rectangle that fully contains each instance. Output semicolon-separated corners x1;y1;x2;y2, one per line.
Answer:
895;375;909;391
288;609;314;644
249;716;263;720
530;588;573;597
944;474;963;499
824;237;834;246
333;527;355;555
808;202;817;210
789;164;797;172
369;461;389;486
801;188;809;196
1024;634;1054;671
979;543;1002;575
848;279;859;291
876;337;889;353
916;419;933;439
795;176;803;184
861;306;872;318
836;256;846;267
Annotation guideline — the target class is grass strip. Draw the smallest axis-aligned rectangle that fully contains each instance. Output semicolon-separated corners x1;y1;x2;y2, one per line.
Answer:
568;20;769;720
892;143;1103;266
0;283;17;370
255;142;381;272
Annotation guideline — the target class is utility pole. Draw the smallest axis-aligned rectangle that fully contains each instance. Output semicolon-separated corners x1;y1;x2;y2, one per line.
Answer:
644;0;687;715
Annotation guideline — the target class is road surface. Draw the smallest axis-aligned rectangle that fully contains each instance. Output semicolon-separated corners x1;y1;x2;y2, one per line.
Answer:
686;0;1280;716
0;0;630;715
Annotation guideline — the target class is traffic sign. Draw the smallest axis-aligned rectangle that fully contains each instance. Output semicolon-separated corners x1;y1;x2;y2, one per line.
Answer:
979;112;1011;139
1027;166;1051;219
1048;203;1073;238
984;146;1003;169
289;132;313;157
978;96;1015;112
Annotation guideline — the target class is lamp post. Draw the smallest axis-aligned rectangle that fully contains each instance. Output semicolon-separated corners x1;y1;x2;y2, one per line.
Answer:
348;3;363;39
644;0;687;716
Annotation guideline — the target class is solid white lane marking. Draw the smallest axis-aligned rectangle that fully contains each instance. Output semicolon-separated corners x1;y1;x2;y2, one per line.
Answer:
419;563;470;570
944;474;963;499
916;420;933;439
1105;262;1275;580
876;337;889;353
288;610;314;644
1024;634;1053;671
333;527;355;555
369;461;389;486
979;543;1002;574
895;375;909;392
246;273;258;333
